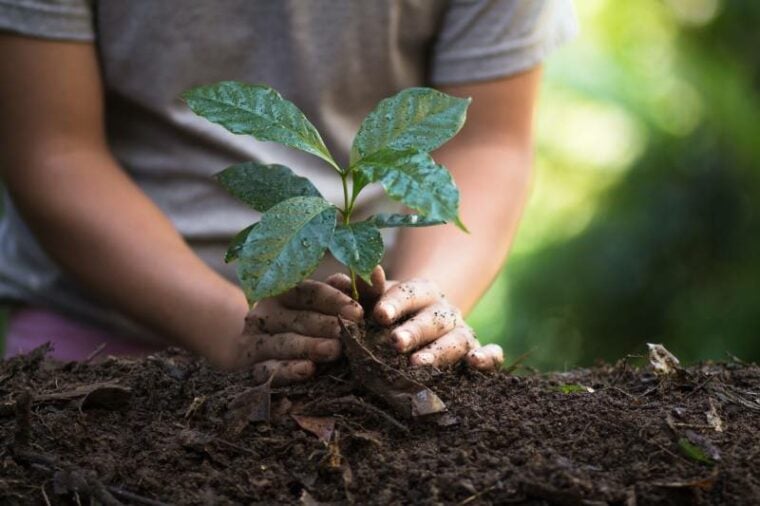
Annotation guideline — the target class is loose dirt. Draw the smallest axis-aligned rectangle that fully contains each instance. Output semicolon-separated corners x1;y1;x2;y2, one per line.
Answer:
1;342;759;505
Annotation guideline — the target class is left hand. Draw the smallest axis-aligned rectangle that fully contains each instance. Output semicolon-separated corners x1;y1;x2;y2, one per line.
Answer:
327;266;503;370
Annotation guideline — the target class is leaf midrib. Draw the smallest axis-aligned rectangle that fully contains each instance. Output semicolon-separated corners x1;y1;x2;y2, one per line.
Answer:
195;95;319;150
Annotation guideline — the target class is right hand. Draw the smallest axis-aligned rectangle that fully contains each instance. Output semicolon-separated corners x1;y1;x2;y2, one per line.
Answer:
214;279;364;385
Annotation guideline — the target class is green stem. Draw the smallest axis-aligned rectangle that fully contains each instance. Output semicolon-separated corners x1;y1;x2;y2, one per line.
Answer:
340;172;350;224
340;171;360;300
349;270;359;300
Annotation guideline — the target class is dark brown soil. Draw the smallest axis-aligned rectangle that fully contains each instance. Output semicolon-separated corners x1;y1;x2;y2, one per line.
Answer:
1;343;759;505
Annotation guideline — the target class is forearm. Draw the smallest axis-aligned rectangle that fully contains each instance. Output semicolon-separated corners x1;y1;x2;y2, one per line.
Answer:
389;143;532;314
4;146;248;362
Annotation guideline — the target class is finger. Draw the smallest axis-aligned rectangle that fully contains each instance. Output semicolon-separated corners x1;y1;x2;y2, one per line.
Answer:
247;302;343;339
277;280;363;321
358;265;387;301
251;359;316;386
374;278;444;326
244;333;342;363
327;266;390;306
466;344;505;371
389;302;462;353
410;325;478;368
325;273;352;296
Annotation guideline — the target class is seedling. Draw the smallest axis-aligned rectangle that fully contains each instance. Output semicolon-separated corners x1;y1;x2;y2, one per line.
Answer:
182;82;470;302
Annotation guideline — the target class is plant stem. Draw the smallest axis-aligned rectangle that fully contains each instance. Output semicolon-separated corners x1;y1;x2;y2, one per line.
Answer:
349;270;359;300
340;172;350;224
340;170;360;300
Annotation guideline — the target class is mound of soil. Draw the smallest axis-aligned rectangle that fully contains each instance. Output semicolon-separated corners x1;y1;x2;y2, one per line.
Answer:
1;343;759;505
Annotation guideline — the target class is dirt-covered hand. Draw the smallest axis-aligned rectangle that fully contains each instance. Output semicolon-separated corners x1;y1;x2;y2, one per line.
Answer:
326;266;504;370
225;280;364;385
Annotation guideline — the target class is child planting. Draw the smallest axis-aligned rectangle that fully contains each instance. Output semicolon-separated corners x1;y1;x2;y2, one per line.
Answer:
0;1;575;385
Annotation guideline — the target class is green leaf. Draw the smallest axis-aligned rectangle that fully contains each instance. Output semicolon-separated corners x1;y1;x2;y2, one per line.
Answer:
350;87;470;164
225;223;258;264
354;149;466;230
182;81;338;170
678;438;715;465
217;163;322;212
552;384;595;394
237;196;337;302
369;213;446;228
329;222;384;282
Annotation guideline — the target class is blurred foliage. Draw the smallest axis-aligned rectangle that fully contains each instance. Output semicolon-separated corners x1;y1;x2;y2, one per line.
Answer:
469;0;760;369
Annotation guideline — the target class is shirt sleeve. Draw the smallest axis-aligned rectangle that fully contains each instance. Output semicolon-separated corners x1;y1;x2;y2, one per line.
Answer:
430;0;578;85
0;0;94;41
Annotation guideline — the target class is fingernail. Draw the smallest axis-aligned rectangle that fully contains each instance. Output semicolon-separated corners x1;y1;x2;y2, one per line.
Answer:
315;341;340;361
414;352;434;366
378;302;396;322
393;330;411;351
470;350;486;368
294;362;314;377
339;303;363;321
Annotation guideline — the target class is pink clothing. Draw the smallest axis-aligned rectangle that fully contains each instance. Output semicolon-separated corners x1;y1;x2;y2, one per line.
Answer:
4;307;161;361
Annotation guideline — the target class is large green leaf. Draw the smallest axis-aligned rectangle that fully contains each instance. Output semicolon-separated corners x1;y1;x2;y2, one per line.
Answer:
237;196;337;302
369;213;445;228
350;87;470;165
354;149;466;230
217;163;322;212
183;81;338;169
329;222;384;282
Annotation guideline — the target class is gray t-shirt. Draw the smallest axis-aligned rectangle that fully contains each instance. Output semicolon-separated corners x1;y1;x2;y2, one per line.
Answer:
0;0;577;338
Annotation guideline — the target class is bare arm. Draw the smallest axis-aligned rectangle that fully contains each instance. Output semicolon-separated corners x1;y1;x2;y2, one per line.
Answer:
389;68;541;314
0;35;250;365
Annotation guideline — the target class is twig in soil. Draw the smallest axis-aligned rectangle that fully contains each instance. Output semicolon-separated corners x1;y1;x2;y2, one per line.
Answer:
84;342;107;363
458;481;500;505
683;375;716;399
214;437;258;456
41;483;51;506
308;395;409;434
108;487;172;506
337;317;445;418
637;386;659;399
503;348;536;375
183;395;207;419
605;386;636;399
713;384;760;411
651;468;719;490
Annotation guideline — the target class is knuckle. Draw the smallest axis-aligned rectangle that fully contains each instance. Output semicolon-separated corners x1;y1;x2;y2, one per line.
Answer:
282;333;309;358
246;334;266;359
429;303;459;330
251;363;272;383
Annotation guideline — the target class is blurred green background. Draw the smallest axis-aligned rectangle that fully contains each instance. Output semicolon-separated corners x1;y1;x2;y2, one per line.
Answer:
2;0;758;368
468;0;760;369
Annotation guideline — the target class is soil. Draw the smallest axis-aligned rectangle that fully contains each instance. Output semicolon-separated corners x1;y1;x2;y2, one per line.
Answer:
1;339;759;505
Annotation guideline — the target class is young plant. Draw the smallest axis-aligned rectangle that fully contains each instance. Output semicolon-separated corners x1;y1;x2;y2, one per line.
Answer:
182;82;470;303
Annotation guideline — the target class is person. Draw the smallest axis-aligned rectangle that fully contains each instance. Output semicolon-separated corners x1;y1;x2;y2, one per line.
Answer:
0;1;576;384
